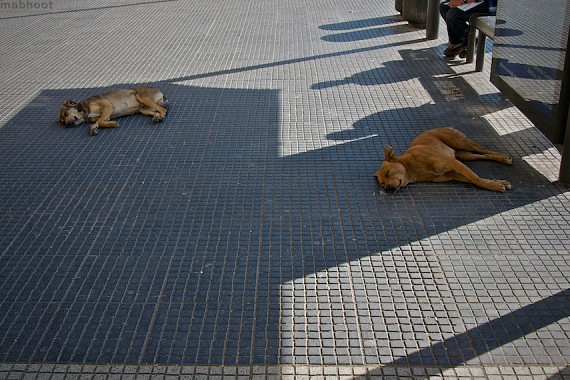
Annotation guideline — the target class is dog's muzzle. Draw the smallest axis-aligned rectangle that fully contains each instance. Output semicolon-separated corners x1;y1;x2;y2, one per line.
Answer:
383;180;402;193
64;117;80;128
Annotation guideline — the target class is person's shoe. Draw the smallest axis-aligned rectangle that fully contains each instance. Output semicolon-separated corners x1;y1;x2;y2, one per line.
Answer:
444;45;466;57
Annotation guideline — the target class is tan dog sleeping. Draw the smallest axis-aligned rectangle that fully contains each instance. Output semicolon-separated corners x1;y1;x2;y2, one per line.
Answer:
59;86;168;136
375;128;512;192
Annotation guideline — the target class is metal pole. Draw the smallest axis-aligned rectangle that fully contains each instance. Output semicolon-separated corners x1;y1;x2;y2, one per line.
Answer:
557;27;570;185
426;0;440;40
558;105;570;185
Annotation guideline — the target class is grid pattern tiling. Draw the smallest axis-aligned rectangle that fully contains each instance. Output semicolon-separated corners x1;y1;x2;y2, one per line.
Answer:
0;0;568;376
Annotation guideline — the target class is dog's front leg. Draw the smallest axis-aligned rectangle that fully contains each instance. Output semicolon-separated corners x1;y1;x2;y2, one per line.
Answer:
89;103;118;136
89;122;100;136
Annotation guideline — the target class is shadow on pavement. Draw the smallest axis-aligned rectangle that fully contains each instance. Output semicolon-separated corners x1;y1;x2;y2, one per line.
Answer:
356;288;570;376
0;29;566;368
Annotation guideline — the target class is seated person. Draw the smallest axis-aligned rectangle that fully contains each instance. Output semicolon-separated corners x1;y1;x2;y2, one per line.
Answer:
439;0;494;57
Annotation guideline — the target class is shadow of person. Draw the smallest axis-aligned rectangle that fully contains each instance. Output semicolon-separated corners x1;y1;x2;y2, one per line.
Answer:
311;48;467;91
311;60;412;90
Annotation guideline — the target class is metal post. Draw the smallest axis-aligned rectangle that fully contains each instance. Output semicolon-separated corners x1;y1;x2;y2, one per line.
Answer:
426;0;440;40
557;27;570;185
558;105;570;186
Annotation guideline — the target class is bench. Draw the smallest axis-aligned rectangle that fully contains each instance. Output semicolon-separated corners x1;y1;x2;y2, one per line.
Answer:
465;14;496;72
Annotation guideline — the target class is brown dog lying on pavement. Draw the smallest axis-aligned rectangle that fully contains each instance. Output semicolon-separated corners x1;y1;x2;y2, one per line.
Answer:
375;127;512;192
59;86;168;136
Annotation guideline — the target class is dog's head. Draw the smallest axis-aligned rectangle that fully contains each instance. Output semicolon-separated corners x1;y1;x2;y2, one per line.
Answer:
59;100;85;127
375;146;408;193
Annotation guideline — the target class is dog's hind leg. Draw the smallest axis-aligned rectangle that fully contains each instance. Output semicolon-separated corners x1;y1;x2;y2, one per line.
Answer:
139;107;165;122
448;160;511;192
455;150;513;165
436;129;512;165
135;95;167;123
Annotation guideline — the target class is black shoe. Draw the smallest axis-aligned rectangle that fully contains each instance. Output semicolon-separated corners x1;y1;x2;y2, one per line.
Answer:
444;45;466;57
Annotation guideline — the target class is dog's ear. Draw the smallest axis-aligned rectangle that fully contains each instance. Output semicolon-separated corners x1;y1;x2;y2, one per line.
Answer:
63;99;77;107
383;146;397;162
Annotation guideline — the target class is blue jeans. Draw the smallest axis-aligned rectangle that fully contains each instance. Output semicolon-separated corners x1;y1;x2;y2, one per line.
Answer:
439;1;489;46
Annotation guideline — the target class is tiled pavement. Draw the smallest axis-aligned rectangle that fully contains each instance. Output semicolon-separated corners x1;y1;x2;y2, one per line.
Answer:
0;0;569;378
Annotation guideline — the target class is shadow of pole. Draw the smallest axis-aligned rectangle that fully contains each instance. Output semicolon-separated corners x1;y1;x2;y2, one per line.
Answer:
359;288;570;376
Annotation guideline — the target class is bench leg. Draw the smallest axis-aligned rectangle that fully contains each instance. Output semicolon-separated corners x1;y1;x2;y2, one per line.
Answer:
465;24;477;64
475;33;487;72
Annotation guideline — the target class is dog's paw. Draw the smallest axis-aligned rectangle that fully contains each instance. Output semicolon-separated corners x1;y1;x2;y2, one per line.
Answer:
152;115;164;123
494;179;511;191
89;126;98;136
504;155;513;165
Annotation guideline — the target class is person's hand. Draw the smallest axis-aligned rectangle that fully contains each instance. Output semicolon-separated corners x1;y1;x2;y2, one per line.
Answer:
448;0;465;8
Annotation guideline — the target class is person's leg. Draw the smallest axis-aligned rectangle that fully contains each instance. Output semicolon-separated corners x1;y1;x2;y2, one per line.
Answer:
442;3;490;57
445;7;470;46
440;2;466;56
439;1;450;20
